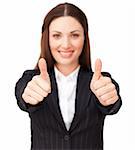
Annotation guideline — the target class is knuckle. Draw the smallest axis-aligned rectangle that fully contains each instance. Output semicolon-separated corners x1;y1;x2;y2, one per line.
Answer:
100;99;107;106
93;82;98;90
23;87;27;94
103;99;111;106
29;97;38;105
27;81;32;88
105;77;111;83
44;83;51;92
22;93;25;99
24;86;29;94
31;100;38;105
114;90;117;95
27;82;37;91
47;85;51;92
105;100;110;106
38;96;44;102
109;92;113;98
44;92;48;97
32;75;39;81
100;95;104;101
22;93;29;103
115;95;119;101
111;84;116;90
95;90;100;96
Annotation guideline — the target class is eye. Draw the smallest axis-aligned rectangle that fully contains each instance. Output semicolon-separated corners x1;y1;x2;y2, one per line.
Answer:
71;34;80;38
52;34;61;39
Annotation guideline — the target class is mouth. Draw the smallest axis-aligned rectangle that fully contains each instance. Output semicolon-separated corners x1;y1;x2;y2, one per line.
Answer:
58;50;74;58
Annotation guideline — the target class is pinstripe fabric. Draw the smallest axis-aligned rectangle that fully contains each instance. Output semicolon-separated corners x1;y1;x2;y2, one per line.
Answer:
15;67;122;150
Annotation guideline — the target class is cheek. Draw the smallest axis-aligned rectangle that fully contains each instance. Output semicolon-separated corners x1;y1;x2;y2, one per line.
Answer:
49;37;59;50
49;40;60;58
73;39;84;53
49;41;60;61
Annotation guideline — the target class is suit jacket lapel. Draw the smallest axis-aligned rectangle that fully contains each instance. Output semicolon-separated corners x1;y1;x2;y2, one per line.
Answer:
69;67;93;132
46;67;93;132
46;69;67;131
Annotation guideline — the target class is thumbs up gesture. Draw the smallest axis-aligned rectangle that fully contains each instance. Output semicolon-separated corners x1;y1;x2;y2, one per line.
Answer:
22;58;51;105
90;59;119;106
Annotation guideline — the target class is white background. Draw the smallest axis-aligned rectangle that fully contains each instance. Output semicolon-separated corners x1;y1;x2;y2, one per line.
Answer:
0;0;134;149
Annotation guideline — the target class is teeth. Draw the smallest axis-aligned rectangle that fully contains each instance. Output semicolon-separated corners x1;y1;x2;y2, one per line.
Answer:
58;51;74;58
58;51;73;53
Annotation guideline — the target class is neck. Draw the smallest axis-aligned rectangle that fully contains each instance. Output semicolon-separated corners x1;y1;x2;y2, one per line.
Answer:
55;63;80;76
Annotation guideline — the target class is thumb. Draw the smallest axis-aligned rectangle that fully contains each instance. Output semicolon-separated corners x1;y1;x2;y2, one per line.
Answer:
92;58;102;81
38;58;48;80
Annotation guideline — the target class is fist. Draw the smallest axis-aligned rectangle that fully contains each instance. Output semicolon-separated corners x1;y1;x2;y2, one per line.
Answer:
22;58;51;105
90;59;119;106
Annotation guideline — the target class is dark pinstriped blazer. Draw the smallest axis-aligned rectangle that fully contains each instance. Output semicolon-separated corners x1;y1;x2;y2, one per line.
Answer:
15;66;122;150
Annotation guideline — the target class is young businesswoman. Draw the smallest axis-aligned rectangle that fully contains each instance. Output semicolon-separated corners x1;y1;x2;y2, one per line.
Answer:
15;3;122;150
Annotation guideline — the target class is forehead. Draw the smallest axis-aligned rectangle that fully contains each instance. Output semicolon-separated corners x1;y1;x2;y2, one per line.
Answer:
49;16;83;32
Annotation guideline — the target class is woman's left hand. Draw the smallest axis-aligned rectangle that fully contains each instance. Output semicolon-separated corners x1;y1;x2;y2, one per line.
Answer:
90;59;119;106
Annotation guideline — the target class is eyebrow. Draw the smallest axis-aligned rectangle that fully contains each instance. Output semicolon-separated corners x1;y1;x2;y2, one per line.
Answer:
51;30;81;33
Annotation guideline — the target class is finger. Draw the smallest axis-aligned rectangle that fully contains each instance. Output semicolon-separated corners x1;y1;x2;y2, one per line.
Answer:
99;90;117;102
93;58;102;81
33;76;51;93
93;77;112;90
95;83;115;96
38;58;48;80
103;95;119;106
24;86;44;102
27;80;49;97
22;93;39;105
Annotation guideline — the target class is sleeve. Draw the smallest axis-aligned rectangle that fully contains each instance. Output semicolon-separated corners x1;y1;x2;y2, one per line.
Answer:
93;72;122;115
15;69;44;113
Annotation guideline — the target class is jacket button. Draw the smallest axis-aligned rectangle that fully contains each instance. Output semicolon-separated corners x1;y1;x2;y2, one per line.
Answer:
64;135;70;141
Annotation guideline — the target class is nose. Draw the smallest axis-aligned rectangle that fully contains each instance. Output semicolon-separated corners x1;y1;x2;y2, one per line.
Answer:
61;37;71;49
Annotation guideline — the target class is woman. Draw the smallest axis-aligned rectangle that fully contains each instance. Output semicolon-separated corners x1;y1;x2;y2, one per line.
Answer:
15;2;122;150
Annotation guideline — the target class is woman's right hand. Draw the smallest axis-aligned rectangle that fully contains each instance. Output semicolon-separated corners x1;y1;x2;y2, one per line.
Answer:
22;58;51;105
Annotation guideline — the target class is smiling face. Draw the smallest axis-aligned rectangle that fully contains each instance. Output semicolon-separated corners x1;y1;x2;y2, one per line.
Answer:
49;16;84;70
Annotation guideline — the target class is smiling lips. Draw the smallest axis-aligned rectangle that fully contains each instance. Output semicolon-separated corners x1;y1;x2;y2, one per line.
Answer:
58;50;74;58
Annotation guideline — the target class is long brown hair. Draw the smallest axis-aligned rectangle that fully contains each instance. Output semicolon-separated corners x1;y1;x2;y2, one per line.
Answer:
35;3;91;71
